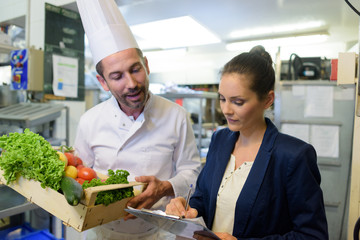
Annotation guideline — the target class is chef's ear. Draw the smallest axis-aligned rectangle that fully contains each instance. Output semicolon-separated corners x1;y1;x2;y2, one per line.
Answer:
143;56;150;75
96;74;110;92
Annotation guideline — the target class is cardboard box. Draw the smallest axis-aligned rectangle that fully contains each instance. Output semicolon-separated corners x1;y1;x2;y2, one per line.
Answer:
0;170;143;232
337;52;358;85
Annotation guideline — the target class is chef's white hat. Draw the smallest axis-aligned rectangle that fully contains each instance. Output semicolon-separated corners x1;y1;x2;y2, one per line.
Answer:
76;0;139;65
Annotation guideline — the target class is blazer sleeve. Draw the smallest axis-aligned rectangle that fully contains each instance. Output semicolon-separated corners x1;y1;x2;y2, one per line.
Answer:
284;143;328;239
189;131;217;221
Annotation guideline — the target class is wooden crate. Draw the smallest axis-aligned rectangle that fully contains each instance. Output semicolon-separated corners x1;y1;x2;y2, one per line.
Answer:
0;169;144;232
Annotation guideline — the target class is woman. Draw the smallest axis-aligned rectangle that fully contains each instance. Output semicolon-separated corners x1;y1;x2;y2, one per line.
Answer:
166;46;328;240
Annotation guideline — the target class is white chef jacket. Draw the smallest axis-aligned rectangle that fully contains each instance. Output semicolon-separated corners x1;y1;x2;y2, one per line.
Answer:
74;92;201;236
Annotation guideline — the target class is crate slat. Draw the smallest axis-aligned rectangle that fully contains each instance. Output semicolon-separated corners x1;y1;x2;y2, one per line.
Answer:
0;169;143;232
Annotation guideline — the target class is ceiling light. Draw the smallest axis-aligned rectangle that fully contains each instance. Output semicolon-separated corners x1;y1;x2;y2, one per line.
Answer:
230;21;326;39
143;48;187;59
226;34;329;51
130;16;221;50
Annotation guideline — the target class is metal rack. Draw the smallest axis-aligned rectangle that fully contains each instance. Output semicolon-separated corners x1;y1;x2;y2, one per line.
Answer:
0;185;38;219
157;91;218;150
0;102;69;145
0;102;69;220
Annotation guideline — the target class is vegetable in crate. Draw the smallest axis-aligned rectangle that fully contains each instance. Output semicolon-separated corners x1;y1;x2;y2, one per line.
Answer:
82;169;134;206
0;129;65;190
61;176;84;206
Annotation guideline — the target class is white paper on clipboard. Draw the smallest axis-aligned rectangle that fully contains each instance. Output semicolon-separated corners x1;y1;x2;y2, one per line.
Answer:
125;207;220;240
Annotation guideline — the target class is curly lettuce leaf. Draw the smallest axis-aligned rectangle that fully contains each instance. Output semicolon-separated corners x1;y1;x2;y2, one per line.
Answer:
0;129;65;190
82;169;134;206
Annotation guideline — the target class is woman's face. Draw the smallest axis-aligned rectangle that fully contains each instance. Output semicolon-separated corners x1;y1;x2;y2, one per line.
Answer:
218;73;272;132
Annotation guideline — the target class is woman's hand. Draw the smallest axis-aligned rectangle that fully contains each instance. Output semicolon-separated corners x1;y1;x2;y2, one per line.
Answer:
193;232;236;240
166;197;198;218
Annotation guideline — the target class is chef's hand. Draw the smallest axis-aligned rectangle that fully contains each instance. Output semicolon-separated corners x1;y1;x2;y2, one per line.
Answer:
124;175;174;220
193;232;236;240
165;197;198;218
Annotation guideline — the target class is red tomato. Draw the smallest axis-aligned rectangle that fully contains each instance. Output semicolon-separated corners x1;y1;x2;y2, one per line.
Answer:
78;167;97;181
76;164;85;171
75;178;86;185
64;152;77;167
75;156;83;166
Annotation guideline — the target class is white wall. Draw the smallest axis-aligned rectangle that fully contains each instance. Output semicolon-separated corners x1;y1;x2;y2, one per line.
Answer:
51;100;86;147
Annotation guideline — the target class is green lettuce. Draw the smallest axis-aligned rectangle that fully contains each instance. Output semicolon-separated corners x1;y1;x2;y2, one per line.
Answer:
82;169;134;206
0;129;65;190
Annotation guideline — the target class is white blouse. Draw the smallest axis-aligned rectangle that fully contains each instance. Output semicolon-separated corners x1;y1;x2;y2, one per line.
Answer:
212;154;253;234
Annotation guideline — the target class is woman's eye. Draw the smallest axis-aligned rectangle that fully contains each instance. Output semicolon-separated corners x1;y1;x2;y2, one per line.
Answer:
234;101;244;106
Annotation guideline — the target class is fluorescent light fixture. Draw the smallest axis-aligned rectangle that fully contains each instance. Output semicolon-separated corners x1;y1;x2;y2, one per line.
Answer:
230;21;326;39
130;16;221;50
226;34;329;51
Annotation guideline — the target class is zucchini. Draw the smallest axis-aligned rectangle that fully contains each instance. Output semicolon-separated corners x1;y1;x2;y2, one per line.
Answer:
60;176;83;206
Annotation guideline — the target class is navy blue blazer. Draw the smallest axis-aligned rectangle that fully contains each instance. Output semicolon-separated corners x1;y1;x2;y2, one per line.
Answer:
190;118;328;240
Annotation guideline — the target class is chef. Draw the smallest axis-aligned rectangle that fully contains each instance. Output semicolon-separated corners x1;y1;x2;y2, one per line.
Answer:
74;0;201;239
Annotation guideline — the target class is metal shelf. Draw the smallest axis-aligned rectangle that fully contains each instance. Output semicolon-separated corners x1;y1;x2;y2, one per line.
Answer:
0;185;38;219
157;91;218;150
157;92;218;99
0;102;70;146
0;102;64;128
0;43;18;54
280;80;337;86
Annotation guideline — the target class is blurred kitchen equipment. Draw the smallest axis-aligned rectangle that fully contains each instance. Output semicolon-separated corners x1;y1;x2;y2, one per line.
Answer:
0;84;19;108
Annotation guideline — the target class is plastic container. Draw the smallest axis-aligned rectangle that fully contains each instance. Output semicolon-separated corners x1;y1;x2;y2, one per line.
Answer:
0;223;34;240
17;229;63;240
0;223;63;240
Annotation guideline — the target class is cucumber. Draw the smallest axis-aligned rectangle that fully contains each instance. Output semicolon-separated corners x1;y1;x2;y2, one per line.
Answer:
60;176;83;206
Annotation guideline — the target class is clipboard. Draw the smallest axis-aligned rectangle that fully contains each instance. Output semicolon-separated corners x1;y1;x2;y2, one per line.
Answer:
125;207;220;240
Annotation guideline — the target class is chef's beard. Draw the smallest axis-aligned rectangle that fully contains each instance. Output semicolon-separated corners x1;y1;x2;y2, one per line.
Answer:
117;85;148;110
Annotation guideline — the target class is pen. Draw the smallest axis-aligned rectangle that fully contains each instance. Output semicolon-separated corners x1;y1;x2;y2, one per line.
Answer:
184;184;193;212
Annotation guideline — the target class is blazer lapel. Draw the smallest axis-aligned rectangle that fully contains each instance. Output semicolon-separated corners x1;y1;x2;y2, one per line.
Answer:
233;119;278;235
207;130;239;229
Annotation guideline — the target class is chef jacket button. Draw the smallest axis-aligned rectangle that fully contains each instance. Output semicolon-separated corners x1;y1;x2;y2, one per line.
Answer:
122;123;125;127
